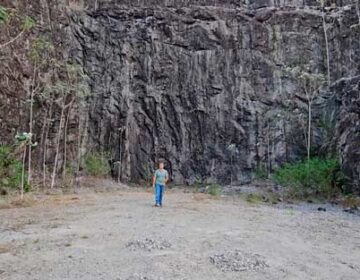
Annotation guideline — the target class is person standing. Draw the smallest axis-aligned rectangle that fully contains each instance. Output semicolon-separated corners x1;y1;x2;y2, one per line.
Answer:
152;161;169;207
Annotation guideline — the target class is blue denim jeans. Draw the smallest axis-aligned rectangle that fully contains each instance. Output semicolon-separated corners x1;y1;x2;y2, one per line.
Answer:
155;184;164;205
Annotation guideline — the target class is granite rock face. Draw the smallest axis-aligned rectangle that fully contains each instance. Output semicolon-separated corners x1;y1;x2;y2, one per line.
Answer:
333;76;360;193
68;1;360;186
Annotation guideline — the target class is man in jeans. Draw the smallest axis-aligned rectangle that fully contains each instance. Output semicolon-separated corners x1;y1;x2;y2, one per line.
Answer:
152;161;169;207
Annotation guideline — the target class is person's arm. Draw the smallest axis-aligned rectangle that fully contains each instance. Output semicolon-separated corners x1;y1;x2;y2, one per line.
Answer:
164;171;169;185
152;171;156;188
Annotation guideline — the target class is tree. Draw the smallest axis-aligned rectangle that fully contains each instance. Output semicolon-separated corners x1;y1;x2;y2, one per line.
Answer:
45;63;89;189
25;37;54;186
15;132;37;199
287;66;326;161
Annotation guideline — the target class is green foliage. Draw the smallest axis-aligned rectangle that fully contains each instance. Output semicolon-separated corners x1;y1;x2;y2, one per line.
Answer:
0;6;35;29
0;6;9;23
84;152;111;177
286;65;326;97
245;193;263;204
0;145;30;192
29;37;54;65
43;63;90;102
207;184;221;196
15;132;37;149
254;167;268;180
273;158;344;198
22;16;35;31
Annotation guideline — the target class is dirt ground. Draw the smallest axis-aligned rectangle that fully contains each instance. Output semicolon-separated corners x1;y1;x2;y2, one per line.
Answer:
0;186;360;280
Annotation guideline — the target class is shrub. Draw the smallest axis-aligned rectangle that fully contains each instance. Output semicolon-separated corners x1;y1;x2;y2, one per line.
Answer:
273;157;344;198
0;145;30;192
84;152;111;177
207;184;221;196
245;193;263;204
254;166;268;180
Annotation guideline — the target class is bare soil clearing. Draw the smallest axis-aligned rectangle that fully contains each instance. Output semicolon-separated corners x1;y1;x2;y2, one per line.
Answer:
0;187;359;280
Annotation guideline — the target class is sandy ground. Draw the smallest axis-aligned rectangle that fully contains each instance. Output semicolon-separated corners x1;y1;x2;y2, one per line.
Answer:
0;187;360;280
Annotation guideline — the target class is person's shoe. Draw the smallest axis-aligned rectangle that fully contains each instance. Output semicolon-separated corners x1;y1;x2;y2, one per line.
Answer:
154;204;160;207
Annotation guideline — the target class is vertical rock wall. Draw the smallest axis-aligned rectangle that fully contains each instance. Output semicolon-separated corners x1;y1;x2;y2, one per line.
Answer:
69;1;360;185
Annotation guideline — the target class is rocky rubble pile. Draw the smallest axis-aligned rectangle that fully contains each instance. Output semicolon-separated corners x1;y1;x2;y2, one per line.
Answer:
210;250;268;272
126;238;171;252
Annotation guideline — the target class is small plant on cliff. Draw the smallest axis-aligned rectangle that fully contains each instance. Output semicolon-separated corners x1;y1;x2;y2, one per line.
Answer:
84;152;111;177
0;5;35;49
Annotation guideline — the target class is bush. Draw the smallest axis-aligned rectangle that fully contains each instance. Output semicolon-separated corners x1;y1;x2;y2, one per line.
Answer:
254;166;268;180
84;152;111;177
273;158;344;198
207;184;221;196
0;145;30;192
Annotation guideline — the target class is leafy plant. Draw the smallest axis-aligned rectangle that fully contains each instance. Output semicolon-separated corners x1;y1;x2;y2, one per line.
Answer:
84;152;111;177
245;193;263;204
286;66;326;161
207;184;221;196
0;145;30;193
22;16;35;31
273;158;345;199
15;132;36;198
0;6;9;23
254;167;268;180
0;7;36;49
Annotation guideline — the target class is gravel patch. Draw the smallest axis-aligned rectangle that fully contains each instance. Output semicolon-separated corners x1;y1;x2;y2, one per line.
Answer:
126;238;171;252
210;250;268;272
125;274;153;280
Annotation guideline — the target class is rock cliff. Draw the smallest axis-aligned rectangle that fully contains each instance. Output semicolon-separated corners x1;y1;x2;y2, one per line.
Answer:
1;0;359;190
68;0;360;187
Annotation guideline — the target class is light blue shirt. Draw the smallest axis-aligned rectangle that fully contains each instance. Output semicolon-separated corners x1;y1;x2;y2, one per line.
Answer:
155;169;168;185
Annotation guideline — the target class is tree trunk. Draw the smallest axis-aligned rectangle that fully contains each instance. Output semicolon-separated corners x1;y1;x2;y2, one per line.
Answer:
21;147;27;200
27;65;37;186
230;154;233;185
42;101;53;188
50;102;65;189
307;101;312;161
118;128;122;183
62;101;74;180
267;125;271;177
322;5;331;86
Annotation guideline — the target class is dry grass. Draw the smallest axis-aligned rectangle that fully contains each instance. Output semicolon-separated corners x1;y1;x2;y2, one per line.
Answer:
0;244;12;254
341;196;360;209
191;193;210;202
0;194;37;210
0;192;84;211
